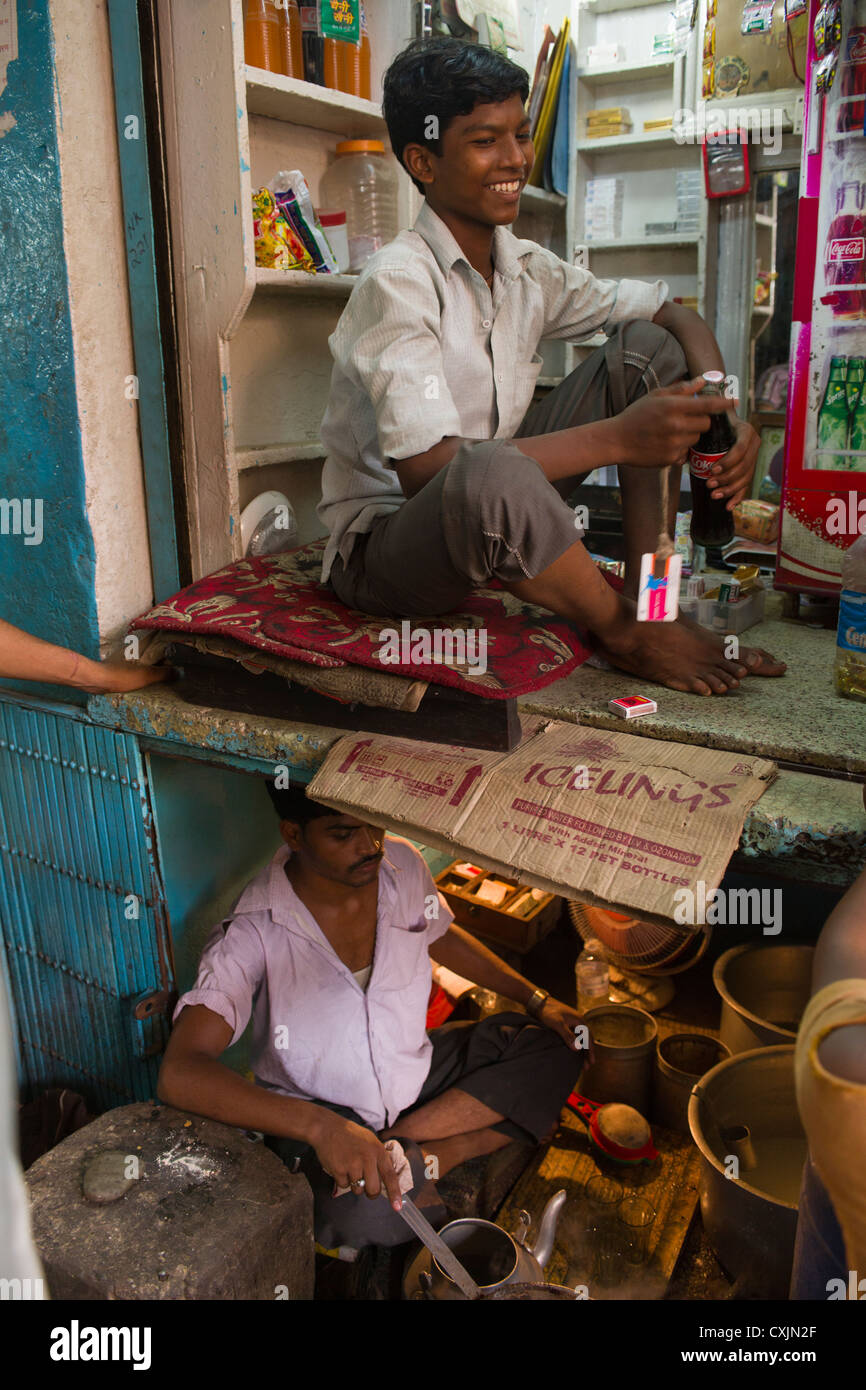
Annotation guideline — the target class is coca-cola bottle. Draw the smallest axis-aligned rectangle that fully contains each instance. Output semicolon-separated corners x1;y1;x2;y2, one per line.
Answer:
838;24;866;134
824;181;866;319
688;371;736;550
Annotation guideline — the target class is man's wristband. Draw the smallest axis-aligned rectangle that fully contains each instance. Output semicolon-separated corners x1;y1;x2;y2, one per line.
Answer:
526;988;549;1019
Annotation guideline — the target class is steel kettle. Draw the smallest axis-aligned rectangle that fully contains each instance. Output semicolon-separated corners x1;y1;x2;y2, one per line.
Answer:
423;1189;567;1299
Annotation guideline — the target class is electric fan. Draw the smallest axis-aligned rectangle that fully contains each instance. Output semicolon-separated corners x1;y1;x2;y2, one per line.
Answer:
569;902;711;1013
240;490;298;557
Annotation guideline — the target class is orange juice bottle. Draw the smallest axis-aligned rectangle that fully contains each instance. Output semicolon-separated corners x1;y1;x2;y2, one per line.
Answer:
323;33;345;90
279;0;304;79
244;0;284;73
357;0;371;100
341;29;360;94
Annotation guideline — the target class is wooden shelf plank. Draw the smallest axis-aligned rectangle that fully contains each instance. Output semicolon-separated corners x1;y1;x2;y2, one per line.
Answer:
245;69;386;136
582;233;700;250
578;128;676;152
520;185;567;210
254;267;358;297
236;443;325;471
583;0;674;12
578;57;675;86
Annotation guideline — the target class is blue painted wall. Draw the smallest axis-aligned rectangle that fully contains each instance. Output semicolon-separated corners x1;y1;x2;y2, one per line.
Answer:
0;0;98;706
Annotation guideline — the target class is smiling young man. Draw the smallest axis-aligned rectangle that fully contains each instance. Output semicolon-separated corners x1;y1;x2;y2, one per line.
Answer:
318;36;786;696
158;782;590;1251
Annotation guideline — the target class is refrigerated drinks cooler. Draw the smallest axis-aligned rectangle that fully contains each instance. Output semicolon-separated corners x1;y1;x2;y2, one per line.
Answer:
777;0;866;593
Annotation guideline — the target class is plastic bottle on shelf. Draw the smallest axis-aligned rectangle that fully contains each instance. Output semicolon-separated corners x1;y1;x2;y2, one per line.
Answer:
244;0;285;73
341;29;361;95
323;34;349;91
358;0;371;100
278;0;304;80
575;938;610;1014
299;4;323;84
835;533;866;702
319;140;399;272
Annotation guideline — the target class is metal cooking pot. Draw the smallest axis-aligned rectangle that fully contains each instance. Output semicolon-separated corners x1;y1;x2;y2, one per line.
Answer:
688;1045;806;1299
713;943;814;1053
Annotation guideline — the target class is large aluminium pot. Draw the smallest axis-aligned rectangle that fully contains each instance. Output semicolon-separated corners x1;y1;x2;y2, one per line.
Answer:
688;1045;807;1299
713;943;814;1054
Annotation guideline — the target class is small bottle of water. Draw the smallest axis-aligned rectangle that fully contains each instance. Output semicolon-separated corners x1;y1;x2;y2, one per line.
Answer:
576;937;610;1014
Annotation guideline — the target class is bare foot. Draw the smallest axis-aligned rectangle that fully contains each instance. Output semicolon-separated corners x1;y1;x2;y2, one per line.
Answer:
601;613;785;696
676;608;787;679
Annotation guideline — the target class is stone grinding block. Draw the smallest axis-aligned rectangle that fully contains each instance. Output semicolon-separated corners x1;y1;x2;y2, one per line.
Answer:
25;1103;314;1300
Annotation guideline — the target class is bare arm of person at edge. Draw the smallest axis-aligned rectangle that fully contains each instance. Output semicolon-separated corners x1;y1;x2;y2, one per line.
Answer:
0;617;170;694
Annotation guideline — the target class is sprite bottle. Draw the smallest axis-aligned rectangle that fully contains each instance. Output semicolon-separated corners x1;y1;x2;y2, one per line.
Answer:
850;364;866;463
817;356;850;470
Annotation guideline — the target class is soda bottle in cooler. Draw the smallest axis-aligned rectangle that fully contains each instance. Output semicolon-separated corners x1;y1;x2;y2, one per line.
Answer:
818;356;850;469
851;377;866;458
687;371;735;549
838;23;866;134
834;533;866;701
824;180;866;319
846;355;866;413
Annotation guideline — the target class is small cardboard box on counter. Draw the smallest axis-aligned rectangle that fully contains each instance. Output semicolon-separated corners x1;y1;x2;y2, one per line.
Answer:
307;718;777;928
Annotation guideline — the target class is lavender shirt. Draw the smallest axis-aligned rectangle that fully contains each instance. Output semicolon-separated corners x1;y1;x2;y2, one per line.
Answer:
173;835;454;1130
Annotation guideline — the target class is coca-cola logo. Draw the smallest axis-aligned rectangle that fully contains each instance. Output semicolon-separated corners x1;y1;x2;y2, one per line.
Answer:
828;237;865;263
846;29;866;63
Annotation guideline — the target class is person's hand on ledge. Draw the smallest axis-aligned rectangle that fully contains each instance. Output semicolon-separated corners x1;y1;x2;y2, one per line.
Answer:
0;617;173;695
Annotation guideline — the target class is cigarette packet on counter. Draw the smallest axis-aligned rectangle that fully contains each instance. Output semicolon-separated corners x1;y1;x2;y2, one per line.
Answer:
608;695;658;719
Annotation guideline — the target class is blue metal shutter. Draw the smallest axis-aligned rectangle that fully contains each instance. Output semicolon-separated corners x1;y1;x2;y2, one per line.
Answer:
0;700;173;1110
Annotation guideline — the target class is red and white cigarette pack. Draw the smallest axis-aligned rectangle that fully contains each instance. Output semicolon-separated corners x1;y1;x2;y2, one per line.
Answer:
608;695;658;719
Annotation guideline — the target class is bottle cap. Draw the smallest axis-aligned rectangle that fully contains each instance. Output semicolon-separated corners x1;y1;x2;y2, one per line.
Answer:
701;370;725;384
316;209;347;225
336;139;385;155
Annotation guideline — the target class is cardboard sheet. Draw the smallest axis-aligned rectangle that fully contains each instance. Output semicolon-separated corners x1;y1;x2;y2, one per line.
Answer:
307;719;777;927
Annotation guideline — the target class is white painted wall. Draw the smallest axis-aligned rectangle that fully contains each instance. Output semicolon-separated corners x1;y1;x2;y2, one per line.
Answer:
50;0;154;654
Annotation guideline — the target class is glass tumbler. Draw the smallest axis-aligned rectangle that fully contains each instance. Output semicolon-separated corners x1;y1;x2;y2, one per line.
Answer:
585;1173;622;1288
618;1194;656;1267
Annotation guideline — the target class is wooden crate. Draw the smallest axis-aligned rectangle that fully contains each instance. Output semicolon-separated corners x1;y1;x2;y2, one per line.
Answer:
435;861;561;954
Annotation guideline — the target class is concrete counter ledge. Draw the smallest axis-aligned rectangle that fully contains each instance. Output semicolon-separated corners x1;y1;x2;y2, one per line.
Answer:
89;673;866;890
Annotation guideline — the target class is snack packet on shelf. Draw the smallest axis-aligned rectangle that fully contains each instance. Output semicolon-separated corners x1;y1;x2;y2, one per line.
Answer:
252;187;315;272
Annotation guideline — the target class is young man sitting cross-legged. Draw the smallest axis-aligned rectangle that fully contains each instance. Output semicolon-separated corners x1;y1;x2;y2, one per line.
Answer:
318;36;787;697
158;782;590;1251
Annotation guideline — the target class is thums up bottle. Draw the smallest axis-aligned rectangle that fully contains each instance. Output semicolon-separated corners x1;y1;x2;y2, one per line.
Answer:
688;371;736;550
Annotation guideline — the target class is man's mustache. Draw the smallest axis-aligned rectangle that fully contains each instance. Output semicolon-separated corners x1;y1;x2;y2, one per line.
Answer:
350;851;383;872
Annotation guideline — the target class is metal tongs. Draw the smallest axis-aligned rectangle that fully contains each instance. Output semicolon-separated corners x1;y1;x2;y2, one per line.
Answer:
398;1196;481;1300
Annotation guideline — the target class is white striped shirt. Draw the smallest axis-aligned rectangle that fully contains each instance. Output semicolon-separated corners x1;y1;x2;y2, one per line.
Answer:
318;200;668;583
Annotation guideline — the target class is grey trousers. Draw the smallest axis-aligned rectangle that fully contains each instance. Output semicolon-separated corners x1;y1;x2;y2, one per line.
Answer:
266;1012;585;1250
328;319;688;617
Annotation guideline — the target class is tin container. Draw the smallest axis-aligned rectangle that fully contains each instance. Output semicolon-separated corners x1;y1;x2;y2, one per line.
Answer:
652;1032;731;1133
580;1004;658;1114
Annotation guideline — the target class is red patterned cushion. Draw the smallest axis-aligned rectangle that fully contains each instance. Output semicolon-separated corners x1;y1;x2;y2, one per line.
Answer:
132;539;595;700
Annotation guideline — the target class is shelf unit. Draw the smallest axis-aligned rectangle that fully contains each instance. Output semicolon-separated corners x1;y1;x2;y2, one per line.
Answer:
749;183;779;413
573;0;705;331
153;0;737;572
155;0;421;576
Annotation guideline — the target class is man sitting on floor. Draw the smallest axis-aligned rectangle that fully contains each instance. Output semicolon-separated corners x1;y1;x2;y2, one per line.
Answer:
158;781;588;1251
318;36;786;698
